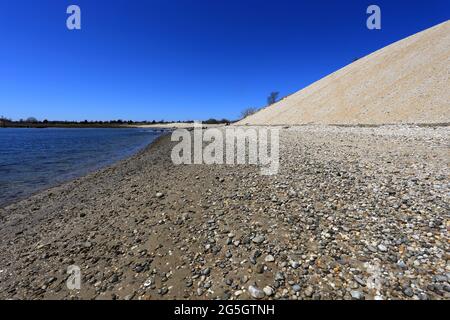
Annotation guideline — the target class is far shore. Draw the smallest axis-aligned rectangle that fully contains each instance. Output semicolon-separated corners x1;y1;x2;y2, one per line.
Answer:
0;122;226;129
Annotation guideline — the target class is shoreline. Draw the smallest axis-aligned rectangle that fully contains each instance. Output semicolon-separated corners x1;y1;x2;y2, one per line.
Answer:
0;125;448;300
0;130;170;209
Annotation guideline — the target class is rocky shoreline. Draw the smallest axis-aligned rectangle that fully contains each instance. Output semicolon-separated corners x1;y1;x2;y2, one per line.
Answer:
0;125;448;300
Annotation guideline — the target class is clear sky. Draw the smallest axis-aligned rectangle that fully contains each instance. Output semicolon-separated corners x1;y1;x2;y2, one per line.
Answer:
0;0;448;121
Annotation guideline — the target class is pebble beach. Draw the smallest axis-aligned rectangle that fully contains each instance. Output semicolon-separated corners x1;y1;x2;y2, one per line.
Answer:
0;125;449;300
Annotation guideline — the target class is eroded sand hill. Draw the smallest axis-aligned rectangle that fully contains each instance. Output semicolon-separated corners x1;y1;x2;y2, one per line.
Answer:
238;21;450;125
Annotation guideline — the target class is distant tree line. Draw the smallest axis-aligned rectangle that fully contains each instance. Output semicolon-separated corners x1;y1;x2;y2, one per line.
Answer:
0;116;233;128
3;89;288;127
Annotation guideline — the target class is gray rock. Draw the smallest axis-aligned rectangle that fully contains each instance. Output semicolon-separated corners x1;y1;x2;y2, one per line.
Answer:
159;287;168;295
354;276;366;287
248;285;265;299
263;286;274;296
110;274;119;283
304;286;314;297
201;267;211;276
433;275;447;282
350;290;365;300
275;272;285;281
403;287;414;297
252;235;265;244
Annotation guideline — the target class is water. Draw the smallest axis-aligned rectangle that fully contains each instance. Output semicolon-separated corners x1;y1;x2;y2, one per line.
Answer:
0;128;164;206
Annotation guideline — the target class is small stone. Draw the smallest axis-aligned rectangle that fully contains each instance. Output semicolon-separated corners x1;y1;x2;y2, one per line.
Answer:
292;284;301;292
418;293;428;300
350;290;365;300
290;260;300;269
348;281;358;289
248;285;265;299
433;275;447;282
159;287;168;295
110;274;119;283
354;276;366;287
124;293;135;300
134;264;144;273
403;287;414;297
275;272;285;281
288;190;297;198
265;255;275;262
263;286;274;296
377;244;388;252
143;277;154;287
201;267;211;276
304;286;314;297
156;192;164;198
252;235;265;244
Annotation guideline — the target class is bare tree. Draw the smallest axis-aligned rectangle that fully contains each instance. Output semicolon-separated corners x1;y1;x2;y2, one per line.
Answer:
25;117;38;123
267;91;279;106
241;107;258;119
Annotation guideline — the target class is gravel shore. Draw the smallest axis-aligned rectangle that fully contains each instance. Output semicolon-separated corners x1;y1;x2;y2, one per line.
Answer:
0;125;448;300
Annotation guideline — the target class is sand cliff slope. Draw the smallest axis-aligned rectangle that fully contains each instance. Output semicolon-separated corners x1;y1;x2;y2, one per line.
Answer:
238;21;450;125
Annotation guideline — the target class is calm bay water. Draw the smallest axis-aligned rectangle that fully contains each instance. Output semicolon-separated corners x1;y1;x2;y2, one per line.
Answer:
0;128;163;206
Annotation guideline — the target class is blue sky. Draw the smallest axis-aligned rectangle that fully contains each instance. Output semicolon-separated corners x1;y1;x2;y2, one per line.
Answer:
0;0;448;121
